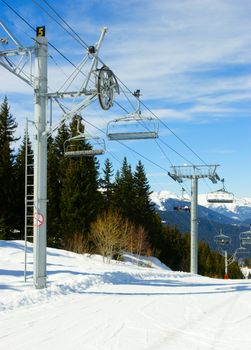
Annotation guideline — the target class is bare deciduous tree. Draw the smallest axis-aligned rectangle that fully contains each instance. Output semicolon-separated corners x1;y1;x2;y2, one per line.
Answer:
127;224;152;258
64;232;91;254
90;210;130;262
90;211;152;262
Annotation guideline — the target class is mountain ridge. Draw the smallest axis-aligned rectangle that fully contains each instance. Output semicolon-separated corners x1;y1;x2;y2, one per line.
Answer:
150;190;251;224
150;191;251;252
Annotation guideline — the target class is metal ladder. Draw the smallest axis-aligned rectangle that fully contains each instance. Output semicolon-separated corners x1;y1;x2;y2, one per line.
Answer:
24;119;34;282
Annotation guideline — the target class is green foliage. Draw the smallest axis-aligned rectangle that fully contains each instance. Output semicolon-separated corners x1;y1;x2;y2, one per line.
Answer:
112;157;135;220
242;258;251;267
133;160;155;224
0;217;8;240
228;262;243;279
47;136;61;247
157;225;183;270
13;131;33;238
0;97;19;238
59;118;102;245
100;158;114;210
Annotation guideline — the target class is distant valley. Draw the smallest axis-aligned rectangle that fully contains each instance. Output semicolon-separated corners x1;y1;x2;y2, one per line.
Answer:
150;191;251;253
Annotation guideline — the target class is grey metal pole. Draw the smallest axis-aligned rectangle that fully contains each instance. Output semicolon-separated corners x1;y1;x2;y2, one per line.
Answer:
224;250;228;278
33;35;48;289
191;176;198;274
24;118;28;282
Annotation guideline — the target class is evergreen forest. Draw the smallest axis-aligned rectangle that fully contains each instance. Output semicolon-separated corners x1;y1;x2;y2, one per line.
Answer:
0;97;242;278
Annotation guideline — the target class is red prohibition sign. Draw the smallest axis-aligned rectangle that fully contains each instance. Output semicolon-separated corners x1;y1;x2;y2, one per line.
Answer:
33;212;44;226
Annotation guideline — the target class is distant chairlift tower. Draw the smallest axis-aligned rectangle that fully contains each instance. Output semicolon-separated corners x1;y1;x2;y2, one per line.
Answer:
168;164;220;274
214;230;231;279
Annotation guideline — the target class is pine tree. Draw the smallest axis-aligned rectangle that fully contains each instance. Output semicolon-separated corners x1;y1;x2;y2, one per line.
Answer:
59;116;102;245
160;225;183;270
47;135;61;247
100;158;114;210
112;157;135;220
180;233;190;272
54;122;70;157
13;130;33;238
0;97;19;238
133;160;154;225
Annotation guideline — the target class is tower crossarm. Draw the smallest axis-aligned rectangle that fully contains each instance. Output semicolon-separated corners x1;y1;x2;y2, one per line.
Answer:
0;46;33;57
169;164;220;182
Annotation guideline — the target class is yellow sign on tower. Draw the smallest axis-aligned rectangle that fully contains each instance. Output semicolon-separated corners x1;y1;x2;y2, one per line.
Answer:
36;26;45;37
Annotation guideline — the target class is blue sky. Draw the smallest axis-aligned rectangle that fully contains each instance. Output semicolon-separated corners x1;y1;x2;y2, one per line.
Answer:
0;0;250;198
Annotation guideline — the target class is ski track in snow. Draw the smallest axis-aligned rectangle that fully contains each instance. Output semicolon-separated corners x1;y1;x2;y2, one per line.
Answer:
1;241;251;349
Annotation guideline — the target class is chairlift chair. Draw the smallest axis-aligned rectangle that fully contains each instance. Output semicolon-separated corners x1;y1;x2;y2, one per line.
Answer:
239;227;251;246
207;179;234;203
106;89;159;141
107;114;158;140
236;246;248;256
214;233;231;246
64;134;105;157
173;205;190;212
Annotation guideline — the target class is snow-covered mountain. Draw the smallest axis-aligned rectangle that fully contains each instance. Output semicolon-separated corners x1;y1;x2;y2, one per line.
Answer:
198;194;251;223
150;190;181;211
150;191;251;224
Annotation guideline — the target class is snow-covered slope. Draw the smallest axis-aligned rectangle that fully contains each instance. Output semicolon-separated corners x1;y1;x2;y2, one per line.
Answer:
1;240;251;349
150;190;181;211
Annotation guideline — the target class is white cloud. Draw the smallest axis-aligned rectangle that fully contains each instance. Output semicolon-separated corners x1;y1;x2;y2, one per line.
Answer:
2;0;251;124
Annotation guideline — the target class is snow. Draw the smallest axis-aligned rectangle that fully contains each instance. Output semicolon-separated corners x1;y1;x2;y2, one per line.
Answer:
151;190;251;222
1;240;251;349
150;190;187;211
198;194;251;211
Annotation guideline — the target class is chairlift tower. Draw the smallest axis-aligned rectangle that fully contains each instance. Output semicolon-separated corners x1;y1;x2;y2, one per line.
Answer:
168;164;220;274
214;229;231;279
0;23;119;289
33;30;48;289
0;24;48;288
